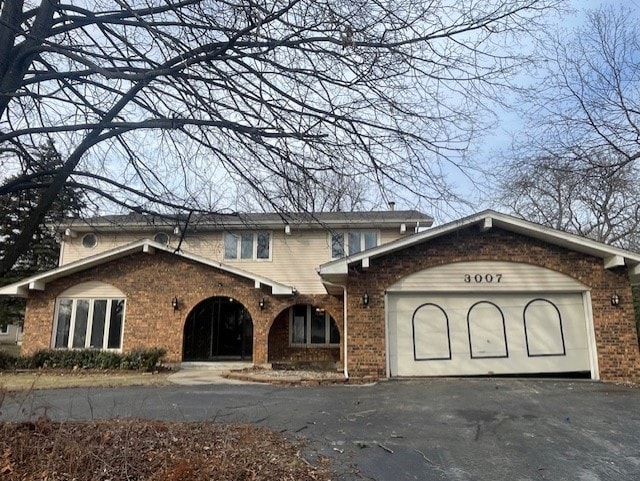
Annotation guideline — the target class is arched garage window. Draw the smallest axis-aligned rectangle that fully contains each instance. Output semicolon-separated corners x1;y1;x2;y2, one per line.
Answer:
523;299;566;357
412;303;451;361
467;301;508;359
53;282;125;350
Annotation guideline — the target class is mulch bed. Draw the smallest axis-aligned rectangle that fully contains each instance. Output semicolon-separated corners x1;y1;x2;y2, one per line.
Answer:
225;367;349;386
0;419;332;480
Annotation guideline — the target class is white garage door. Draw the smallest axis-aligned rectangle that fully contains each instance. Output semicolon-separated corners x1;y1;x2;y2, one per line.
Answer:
386;262;596;377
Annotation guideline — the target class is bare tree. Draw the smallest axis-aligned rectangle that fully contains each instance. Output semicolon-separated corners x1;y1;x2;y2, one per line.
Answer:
513;5;640;167
0;0;560;276
492;5;640;250
494;152;640;250
235;166;376;213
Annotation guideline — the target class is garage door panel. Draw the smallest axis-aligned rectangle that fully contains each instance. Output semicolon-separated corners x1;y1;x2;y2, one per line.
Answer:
467;301;508;358
523;299;566;356
412;303;451;360
389;293;591;377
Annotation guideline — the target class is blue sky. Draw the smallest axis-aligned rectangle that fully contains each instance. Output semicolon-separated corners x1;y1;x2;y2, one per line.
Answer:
437;0;640;221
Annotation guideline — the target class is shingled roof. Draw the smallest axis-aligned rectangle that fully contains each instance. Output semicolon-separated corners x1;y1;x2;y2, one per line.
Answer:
58;210;433;232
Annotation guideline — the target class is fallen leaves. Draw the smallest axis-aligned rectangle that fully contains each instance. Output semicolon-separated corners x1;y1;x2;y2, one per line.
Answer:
0;419;332;480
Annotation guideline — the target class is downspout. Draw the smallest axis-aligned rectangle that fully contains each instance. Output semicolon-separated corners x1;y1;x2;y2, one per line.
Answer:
58;237;65;267
322;280;349;379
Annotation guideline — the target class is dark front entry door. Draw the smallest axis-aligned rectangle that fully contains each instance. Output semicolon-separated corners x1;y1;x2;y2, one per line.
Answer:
183;297;253;361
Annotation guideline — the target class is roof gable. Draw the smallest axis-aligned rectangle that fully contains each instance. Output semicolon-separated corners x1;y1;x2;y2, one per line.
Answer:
318;210;640;286
0;240;295;298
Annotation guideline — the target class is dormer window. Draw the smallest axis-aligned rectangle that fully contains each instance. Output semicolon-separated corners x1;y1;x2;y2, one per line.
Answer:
224;232;271;260
331;230;377;258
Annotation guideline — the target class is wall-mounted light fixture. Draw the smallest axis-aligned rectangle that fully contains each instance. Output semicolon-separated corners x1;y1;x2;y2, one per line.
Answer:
171;296;179;311
362;292;370;306
611;292;620;307
259;298;265;310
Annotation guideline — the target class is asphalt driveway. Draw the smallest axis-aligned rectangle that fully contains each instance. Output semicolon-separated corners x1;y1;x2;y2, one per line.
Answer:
1;378;639;480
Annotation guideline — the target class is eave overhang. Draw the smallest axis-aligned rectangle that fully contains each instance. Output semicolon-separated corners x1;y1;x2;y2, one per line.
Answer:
318;210;640;287
56;211;434;234
0;240;295;298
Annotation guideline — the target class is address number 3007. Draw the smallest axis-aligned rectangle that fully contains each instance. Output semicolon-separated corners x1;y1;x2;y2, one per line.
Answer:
464;273;502;283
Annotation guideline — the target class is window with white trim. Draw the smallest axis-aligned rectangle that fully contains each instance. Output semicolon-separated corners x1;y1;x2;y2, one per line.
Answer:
290;305;340;346
331;230;377;258
153;232;170;245
53;298;125;350
82;233;98;249
0;324;9;335
224;232;271;260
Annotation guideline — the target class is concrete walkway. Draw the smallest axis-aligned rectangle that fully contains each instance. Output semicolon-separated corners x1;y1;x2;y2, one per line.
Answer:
167;362;257;385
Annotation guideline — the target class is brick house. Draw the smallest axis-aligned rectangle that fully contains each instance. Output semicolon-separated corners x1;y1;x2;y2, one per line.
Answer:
1;210;639;382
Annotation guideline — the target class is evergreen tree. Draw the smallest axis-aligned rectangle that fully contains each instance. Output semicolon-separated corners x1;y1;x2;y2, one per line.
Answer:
0;141;85;327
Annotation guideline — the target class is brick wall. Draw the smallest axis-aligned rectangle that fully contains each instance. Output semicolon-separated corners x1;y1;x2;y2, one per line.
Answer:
344;226;640;381
267;309;340;363
21;251;342;366
20;226;640;382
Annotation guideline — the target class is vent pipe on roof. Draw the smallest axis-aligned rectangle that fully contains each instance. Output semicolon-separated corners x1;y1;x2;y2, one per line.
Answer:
388;201;395;211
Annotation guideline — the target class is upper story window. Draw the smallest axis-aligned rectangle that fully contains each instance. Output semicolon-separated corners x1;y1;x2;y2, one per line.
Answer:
82;233;98;249
224;232;271;260
331;230;377;258
153;232;170;245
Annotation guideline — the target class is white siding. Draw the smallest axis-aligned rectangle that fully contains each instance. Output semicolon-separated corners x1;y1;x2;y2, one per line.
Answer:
0;323;22;344
387;260;588;293
59;227;413;295
59;281;125;298
62;233;154;264
380;228;405;244
221;231;333;294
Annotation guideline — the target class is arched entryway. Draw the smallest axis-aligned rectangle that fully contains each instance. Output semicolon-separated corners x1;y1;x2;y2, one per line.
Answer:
183;297;253;361
267;303;340;366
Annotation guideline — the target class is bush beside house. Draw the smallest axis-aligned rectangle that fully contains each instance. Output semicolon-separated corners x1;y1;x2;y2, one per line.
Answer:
0;348;166;372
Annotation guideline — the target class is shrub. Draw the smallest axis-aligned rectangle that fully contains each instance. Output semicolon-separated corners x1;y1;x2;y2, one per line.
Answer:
120;348;167;371
0;350;18;370
3;348;167;372
94;350;122;370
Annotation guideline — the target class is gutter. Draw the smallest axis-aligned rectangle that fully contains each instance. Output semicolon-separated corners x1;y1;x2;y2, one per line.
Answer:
321;279;349;379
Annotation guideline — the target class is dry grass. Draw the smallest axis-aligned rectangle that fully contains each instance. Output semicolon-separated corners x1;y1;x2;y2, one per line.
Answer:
0;419;332;480
0;370;171;392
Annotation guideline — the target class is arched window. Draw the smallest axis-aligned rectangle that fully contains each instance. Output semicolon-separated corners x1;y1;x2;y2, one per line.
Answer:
53;282;125;350
412;303;451;361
